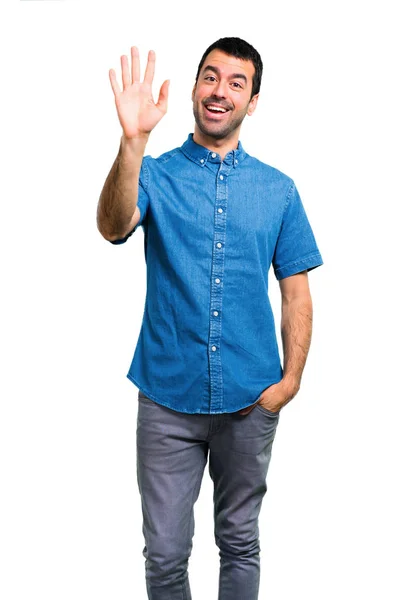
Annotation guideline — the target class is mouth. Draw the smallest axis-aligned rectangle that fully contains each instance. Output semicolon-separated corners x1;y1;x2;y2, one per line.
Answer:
204;103;230;118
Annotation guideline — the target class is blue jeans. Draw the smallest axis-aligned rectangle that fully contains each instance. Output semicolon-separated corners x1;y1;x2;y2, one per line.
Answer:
136;391;280;600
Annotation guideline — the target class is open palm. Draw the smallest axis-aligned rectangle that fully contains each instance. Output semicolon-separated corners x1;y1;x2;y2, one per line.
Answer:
109;46;169;139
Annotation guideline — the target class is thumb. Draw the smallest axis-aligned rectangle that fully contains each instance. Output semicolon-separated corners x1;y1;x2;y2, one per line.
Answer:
156;79;170;113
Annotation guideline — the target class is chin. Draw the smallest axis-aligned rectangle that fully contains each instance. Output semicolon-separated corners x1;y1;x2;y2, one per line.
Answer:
196;120;231;140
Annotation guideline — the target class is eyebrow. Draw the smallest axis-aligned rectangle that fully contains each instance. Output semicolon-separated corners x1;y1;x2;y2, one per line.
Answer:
203;65;248;84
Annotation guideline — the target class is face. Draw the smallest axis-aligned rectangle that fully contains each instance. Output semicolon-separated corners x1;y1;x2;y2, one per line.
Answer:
192;49;259;141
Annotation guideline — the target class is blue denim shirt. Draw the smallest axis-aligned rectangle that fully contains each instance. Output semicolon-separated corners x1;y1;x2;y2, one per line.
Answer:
111;134;323;414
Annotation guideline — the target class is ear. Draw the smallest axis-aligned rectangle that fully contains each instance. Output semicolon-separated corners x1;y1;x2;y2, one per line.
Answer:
191;83;197;102
247;93;259;116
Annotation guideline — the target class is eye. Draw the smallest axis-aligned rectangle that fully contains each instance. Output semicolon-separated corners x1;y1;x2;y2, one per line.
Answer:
231;82;243;89
205;76;217;82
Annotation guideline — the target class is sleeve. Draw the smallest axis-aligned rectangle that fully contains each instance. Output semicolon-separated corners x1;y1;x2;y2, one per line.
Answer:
109;157;151;245
272;181;323;280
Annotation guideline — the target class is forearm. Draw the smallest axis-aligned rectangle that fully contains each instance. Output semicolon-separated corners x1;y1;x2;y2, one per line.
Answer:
97;133;149;240
280;293;313;397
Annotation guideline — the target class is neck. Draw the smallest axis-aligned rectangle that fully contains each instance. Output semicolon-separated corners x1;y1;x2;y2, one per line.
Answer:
193;126;240;161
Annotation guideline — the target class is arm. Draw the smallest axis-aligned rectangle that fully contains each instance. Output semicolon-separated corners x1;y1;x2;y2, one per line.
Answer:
252;270;313;415
97;46;169;241
97;134;148;241
279;270;313;400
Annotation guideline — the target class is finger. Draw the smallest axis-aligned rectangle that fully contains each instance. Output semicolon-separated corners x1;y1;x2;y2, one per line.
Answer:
156;79;170;113
121;54;131;90
131;46;140;82
143;49;156;84
109;69;121;98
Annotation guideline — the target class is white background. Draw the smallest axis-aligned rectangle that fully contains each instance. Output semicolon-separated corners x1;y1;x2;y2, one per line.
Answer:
2;1;399;598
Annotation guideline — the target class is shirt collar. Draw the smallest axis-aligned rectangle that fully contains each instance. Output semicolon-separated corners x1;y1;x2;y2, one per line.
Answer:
180;133;246;168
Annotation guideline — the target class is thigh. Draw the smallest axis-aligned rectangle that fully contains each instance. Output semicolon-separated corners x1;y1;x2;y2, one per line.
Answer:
136;394;209;545
208;406;280;541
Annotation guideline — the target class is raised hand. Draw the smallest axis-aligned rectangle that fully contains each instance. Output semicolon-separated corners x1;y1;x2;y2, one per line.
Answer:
109;46;169;139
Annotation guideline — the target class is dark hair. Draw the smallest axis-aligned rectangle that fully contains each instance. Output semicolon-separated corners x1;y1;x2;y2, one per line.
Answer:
195;37;263;98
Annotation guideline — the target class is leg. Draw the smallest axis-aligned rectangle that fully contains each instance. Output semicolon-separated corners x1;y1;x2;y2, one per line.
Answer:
208;404;280;600
136;393;209;600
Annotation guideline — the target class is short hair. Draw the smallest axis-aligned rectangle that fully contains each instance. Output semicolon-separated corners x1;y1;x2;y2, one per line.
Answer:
195;37;263;98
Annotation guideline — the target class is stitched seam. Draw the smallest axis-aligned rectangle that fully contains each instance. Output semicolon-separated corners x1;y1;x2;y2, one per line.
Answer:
141;156;150;192
283;179;295;214
274;252;322;273
156;147;181;165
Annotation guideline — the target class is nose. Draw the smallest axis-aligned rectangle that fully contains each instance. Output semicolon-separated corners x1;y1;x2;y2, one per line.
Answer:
213;78;228;98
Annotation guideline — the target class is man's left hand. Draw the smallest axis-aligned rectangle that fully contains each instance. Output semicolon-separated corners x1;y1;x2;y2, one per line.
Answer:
238;380;299;416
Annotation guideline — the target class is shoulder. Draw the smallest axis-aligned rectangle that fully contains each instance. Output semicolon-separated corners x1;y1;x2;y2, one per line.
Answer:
242;152;294;194
143;146;182;169
139;146;182;189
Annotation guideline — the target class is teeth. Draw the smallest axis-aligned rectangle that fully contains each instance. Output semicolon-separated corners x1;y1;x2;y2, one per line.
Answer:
206;106;227;113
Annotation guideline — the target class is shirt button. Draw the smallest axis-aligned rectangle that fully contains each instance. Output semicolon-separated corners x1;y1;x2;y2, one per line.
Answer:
213;311;219;316
219;175;224;180
218;208;223;213
216;242;222;248
200;158;204;164
211;345;217;351
235;159;238;164
211;152;217;158
215;278;221;284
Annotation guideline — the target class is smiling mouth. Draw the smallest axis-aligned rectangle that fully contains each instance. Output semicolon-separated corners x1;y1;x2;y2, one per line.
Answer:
204;103;230;116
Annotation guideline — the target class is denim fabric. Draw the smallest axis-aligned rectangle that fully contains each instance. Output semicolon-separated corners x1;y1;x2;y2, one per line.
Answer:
136;390;280;600
111;134;323;414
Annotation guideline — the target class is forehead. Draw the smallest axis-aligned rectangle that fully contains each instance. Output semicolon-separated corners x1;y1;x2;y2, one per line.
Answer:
201;49;255;79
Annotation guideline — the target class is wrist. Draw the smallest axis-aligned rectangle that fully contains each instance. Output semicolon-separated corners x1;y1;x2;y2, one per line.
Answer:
280;375;300;399
121;132;150;151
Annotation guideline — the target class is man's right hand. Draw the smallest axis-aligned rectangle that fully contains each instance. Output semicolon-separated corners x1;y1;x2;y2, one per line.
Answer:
109;46;169;140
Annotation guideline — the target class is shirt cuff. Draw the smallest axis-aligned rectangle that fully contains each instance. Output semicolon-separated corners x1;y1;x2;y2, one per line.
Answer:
274;252;323;280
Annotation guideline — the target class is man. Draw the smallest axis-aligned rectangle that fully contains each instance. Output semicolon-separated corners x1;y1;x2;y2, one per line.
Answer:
97;37;323;600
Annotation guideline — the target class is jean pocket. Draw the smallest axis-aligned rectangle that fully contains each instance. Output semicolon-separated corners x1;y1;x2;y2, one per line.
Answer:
255;402;280;418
